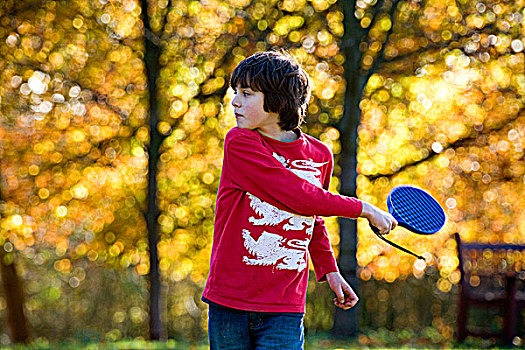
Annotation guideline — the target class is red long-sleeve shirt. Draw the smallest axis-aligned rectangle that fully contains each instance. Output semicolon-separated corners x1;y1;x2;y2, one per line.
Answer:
202;127;362;313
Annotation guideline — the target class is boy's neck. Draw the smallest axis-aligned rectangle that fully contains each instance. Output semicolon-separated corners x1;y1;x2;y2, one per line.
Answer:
257;128;298;142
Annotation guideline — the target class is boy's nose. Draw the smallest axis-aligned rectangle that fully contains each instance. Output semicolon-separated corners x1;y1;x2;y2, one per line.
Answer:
232;95;241;107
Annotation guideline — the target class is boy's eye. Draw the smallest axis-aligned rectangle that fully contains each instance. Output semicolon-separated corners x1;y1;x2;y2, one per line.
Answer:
233;88;251;96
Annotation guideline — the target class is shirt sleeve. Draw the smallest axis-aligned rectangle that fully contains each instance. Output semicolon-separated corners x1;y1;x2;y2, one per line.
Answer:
224;129;363;219
309;216;339;282
308;152;338;282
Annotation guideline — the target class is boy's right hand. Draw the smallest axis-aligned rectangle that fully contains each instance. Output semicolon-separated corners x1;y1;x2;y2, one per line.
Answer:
360;201;397;235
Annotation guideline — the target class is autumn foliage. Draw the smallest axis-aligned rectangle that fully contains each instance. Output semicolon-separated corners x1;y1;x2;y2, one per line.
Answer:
0;0;523;343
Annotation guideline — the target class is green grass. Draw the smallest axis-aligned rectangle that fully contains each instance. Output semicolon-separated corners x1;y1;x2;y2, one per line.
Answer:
1;339;205;350
0;333;520;350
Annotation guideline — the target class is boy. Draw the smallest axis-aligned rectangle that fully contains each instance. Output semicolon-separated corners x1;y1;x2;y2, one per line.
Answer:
202;50;396;349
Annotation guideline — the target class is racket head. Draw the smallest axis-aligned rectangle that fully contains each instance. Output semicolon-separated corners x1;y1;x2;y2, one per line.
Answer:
387;185;446;235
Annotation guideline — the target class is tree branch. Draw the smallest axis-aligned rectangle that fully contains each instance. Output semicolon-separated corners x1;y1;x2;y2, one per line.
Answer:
1;0;45;17
365;112;523;180
361;0;400;91
380;23;498;66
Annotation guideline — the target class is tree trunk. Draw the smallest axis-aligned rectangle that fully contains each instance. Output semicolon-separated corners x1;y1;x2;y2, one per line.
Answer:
332;0;367;337
0;153;30;343
140;0;165;340
0;248;30;343
333;0;398;336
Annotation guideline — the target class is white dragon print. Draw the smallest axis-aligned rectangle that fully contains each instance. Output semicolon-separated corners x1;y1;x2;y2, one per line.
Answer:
242;229;308;272
242;153;327;271
247;193;314;233
273;153;327;188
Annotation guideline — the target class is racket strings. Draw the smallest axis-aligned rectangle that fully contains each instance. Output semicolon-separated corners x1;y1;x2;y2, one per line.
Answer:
390;187;445;234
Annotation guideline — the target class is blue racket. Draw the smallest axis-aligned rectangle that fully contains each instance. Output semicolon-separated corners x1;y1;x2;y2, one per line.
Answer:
370;185;446;260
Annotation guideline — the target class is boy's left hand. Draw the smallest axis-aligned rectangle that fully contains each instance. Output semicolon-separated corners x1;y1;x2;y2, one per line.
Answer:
326;272;359;310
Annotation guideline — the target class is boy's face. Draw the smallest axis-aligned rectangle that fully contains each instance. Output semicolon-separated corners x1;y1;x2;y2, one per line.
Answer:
232;85;280;131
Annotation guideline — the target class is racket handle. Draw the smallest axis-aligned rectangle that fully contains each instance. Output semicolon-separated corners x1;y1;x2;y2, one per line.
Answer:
369;224;426;260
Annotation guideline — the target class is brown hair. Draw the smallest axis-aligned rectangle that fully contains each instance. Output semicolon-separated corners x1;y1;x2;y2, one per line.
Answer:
230;50;311;131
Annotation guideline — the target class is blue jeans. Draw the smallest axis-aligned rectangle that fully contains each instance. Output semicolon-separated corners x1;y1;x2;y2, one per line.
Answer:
208;304;304;350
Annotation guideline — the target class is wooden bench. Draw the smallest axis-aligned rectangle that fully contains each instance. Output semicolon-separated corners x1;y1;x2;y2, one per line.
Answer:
454;232;525;345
